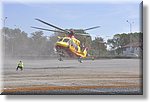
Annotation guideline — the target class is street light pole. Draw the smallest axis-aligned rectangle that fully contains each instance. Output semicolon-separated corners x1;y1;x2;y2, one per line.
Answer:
126;20;134;53
2;17;8;35
126;20;134;44
2;17;7;56
3;17;7;28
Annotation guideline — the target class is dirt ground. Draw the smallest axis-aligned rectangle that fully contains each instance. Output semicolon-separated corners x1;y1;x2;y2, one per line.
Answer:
1;59;142;95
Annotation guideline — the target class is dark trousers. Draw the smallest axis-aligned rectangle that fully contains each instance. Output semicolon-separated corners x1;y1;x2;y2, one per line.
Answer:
16;66;23;71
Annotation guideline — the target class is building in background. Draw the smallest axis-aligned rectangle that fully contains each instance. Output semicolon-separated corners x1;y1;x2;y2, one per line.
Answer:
122;42;142;57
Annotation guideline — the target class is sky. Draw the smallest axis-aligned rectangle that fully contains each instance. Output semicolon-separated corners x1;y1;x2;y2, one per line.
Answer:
1;0;142;40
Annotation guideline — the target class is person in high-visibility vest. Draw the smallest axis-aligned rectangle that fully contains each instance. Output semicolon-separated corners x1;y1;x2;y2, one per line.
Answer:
16;61;24;71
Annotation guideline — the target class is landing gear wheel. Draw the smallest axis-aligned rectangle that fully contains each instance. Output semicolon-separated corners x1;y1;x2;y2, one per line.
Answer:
78;57;82;63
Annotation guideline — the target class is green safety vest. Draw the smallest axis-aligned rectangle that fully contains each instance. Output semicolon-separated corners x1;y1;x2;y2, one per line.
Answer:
18;62;24;67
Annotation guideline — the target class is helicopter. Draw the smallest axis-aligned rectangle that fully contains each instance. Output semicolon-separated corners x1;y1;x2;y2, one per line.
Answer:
31;18;100;63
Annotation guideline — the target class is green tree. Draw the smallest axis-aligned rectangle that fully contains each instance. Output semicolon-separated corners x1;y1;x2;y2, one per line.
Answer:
31;31;48;56
107;33;130;55
2;27;30;56
91;37;107;57
107;32;142;55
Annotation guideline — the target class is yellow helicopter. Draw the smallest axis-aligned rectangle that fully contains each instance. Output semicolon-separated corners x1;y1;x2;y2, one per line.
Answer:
31;18;100;63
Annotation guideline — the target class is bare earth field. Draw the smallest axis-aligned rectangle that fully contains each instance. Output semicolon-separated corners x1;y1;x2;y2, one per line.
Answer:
1;59;142;95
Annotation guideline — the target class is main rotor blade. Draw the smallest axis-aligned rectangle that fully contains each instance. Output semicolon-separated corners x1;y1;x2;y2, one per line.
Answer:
75;33;91;37
35;18;67;32
31;26;64;33
84;26;100;31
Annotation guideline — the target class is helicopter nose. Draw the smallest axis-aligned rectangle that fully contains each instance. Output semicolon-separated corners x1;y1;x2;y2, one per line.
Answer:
56;42;69;48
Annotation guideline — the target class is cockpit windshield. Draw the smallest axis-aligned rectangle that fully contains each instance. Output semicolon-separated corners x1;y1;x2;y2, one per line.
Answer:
63;39;70;43
58;38;63;42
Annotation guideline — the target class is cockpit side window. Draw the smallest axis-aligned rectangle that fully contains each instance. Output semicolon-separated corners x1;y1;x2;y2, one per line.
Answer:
69;40;78;51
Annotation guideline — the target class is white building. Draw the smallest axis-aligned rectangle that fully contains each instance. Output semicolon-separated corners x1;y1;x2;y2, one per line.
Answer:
122;42;142;57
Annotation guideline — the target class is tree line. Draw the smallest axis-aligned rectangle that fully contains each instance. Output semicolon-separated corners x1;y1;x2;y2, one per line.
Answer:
1;27;142;58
